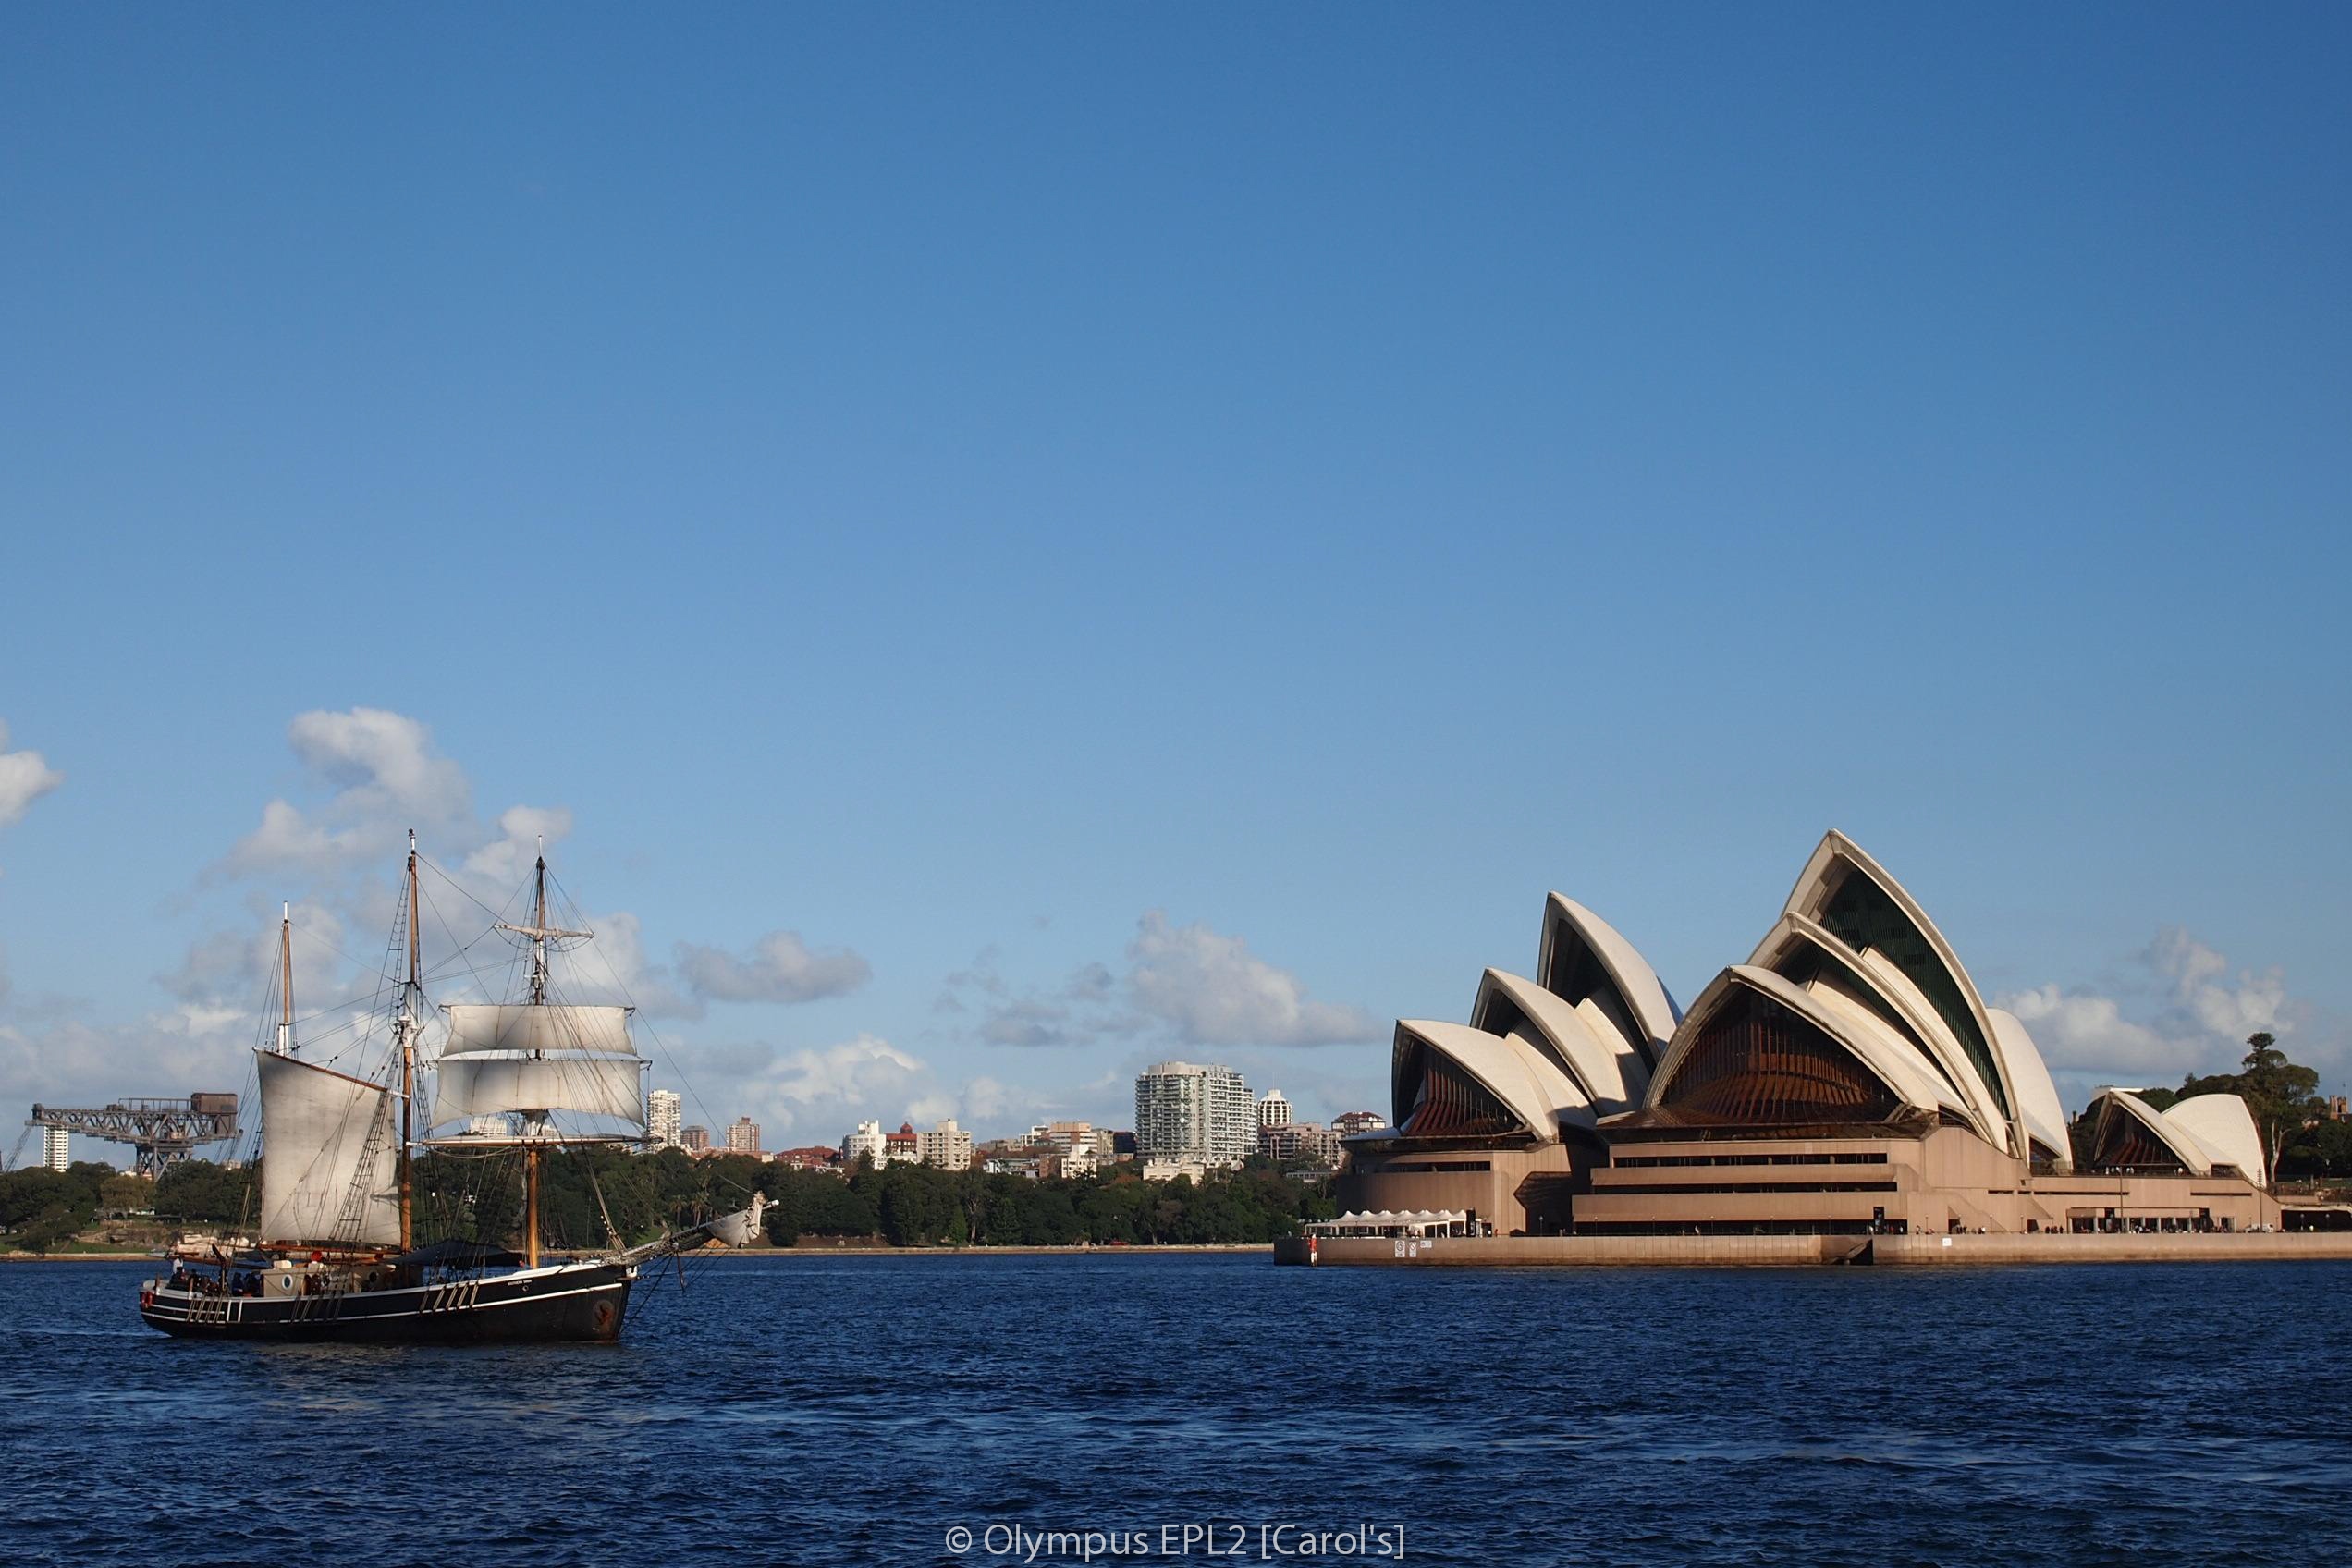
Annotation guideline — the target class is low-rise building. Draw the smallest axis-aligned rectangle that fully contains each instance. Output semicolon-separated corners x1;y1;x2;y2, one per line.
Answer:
1262;1122;1342;1170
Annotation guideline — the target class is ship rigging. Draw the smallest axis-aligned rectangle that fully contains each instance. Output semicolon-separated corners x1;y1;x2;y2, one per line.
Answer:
139;832;759;1343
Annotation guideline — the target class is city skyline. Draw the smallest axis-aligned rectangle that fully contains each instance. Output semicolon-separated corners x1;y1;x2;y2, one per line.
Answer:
3;10;2347;1160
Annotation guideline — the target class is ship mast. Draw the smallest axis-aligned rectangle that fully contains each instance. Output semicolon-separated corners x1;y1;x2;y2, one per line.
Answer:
526;851;545;1268
397;831;421;1252
489;839;589;1271
276;903;294;1056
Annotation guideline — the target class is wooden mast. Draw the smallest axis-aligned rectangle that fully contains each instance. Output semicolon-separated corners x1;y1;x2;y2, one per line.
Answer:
524;1145;541;1270
399;832;419;1253
523;848;549;1270
277;903;294;1055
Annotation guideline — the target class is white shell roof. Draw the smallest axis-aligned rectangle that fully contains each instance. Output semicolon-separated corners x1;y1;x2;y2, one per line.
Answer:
1393;1019;1595;1143
1540;893;1679;1061
1748;912;2005;1145
1988;1008;2072;1169
2165;1093;2268;1184
1779;831;2030;1157
1650;965;1978;1124
2093;1089;2214;1175
1472;968;1646;1114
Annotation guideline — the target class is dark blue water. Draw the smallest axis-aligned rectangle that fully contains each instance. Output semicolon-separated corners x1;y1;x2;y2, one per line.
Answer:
4;1256;2348;1566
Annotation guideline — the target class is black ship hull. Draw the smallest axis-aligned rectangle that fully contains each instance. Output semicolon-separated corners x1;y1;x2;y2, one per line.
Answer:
139;1260;633;1344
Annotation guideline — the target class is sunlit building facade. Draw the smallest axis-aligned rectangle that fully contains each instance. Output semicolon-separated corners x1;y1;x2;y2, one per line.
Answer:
648;1089;683;1151
1136;1061;1253;1170
1340;832;2280;1237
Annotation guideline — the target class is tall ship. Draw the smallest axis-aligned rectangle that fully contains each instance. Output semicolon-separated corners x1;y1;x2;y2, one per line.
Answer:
139;835;758;1342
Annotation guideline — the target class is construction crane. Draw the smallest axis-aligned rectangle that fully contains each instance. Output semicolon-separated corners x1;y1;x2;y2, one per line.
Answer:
22;1096;239;1179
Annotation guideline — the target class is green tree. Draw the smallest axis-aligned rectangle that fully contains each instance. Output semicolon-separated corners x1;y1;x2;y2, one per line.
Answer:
2235;1032;2324;1174
1018;1186;1082;1245
153;1159;257;1225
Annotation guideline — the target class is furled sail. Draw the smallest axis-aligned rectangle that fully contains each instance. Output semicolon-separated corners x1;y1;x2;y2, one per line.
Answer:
255;1049;402;1246
441;1003;635;1057
434;1002;646;1131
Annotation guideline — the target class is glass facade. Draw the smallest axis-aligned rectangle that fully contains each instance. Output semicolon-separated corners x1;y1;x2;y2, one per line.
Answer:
1815;867;2010;1117
1539;915;1648;1066
1394;1039;1521;1138
1659;987;1902;1127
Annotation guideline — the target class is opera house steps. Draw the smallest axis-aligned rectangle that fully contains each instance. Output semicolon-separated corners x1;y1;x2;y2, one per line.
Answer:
1309;831;2352;1266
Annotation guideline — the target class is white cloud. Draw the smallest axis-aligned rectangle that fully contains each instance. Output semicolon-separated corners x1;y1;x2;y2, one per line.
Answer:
1127;911;1375;1047
231;799;365;872
288;707;471;822
0;720;64;868
225;708;472;875
737;1034;933;1142
537;908;700;1020
2000;984;2195;1080
677;931;871;1006
2145;926;2288;1043
1996;925;2323;1096
936;918;1371;1052
461;805;575;888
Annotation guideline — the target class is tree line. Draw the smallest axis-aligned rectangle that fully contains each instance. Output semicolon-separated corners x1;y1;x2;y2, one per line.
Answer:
2068;1032;2351;1178
6;1146;1335;1252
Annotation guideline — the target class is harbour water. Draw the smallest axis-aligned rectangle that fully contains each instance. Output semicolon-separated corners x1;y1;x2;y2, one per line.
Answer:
4;1254;2349;1565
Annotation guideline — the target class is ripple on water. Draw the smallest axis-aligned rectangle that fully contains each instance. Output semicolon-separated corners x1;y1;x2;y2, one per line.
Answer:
5;1257;2352;1564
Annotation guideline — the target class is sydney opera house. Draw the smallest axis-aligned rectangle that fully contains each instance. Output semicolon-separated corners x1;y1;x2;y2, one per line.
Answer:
1337;832;2285;1240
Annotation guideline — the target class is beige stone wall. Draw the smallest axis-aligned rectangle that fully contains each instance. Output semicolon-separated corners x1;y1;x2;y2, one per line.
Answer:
1279;1234;1861;1267
1276;1231;2352;1268
1392;1124;2285;1236
1335;1141;1586;1233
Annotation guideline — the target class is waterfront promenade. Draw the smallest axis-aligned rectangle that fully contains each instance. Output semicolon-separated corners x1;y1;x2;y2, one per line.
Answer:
1277;1231;2352;1267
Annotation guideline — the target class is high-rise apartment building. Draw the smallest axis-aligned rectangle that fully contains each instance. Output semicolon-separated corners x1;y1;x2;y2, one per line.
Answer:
1135;1061;1253;1169
726;1116;761;1155
42;1126;69;1173
648;1089;683;1150
1257;1090;1292;1131
682;1124;711;1152
916;1118;974;1170
842;1119;888;1166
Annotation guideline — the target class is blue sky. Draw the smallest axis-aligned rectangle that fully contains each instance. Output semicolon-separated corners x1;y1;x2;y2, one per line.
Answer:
3;7;2346;1158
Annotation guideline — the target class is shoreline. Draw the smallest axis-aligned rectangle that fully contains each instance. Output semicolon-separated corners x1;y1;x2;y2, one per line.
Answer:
2;1243;1277;1263
1276;1232;2352;1268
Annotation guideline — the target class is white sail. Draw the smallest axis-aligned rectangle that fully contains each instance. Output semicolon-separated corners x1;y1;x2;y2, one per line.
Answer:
435;1053;646;1128
256;1050;402;1247
441;1003;635;1057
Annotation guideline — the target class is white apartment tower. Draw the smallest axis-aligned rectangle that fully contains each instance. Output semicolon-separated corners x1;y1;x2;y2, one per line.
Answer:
1135;1061;1254;1169
842;1119;888;1166
1257;1089;1292;1130
648;1089;683;1150
726;1116;761;1156
42;1126;70;1173
916;1118;974;1170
